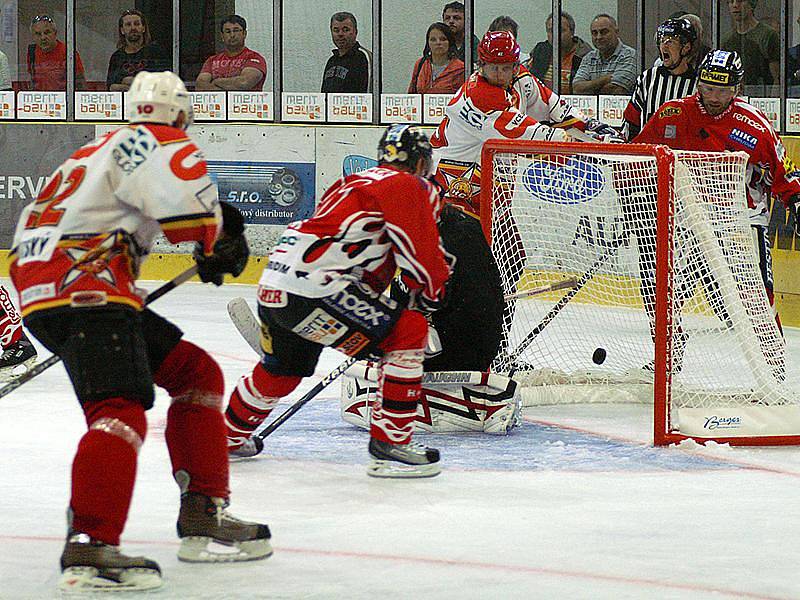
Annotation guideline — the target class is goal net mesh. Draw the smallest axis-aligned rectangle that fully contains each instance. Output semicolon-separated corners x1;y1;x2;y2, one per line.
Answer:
484;143;797;443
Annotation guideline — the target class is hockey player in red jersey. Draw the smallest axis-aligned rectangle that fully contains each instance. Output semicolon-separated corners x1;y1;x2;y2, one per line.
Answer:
635;50;800;334
223;124;450;477
0;284;37;379
10;71;270;592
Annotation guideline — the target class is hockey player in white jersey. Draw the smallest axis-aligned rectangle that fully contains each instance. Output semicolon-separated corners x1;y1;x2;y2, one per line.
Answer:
10;71;270;592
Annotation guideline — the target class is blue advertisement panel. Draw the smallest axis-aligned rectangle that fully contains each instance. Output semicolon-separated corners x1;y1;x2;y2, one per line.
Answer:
206;160;315;225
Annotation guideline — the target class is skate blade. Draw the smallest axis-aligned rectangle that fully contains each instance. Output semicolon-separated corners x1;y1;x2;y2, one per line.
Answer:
367;459;441;479
0;357;36;382
177;536;273;563
58;565;162;593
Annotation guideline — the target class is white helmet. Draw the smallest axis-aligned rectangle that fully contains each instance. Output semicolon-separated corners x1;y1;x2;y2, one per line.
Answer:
127;71;193;129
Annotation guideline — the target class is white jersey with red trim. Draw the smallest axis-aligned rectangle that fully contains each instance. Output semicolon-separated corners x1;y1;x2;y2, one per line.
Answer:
431;71;569;167
430;71;570;215
510;65;587;130
260;165;450;306
10;123;221;316
634;94;800;226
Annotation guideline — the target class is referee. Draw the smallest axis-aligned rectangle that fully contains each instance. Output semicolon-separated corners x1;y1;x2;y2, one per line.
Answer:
622;18;698;140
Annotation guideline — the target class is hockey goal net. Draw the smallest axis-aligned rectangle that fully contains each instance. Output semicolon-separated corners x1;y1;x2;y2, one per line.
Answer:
481;139;799;446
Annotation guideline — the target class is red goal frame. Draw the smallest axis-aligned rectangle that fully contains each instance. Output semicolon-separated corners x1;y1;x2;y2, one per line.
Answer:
480;139;800;446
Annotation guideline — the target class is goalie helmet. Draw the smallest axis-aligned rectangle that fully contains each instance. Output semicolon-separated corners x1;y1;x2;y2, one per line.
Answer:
697;50;744;88
654;17;696;47
127;71;194;130
377;124;433;176
477;30;520;64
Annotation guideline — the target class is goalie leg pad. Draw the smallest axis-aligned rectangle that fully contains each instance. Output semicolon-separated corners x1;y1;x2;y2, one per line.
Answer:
342;367;521;435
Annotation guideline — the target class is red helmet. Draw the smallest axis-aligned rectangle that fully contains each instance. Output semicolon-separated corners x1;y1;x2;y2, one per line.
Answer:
478;30;520;64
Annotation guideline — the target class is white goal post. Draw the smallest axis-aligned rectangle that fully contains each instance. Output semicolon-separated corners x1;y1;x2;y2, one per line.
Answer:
480;139;800;446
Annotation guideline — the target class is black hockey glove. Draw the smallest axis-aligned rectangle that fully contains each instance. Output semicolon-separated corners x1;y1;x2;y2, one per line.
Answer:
585;118;625;143
194;202;249;286
790;195;800;237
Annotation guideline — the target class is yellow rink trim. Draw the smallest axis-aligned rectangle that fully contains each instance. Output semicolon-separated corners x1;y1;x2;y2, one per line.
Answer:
2;249;800;326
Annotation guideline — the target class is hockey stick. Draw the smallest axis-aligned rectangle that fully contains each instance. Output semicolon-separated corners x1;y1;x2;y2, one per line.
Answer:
0;265;199;400
503;277;578;301
507;239;626;376
227;296;358;443
255;356;357;441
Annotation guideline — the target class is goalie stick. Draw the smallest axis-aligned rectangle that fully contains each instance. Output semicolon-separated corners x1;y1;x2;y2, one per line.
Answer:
503;277;578;301
0;265;199;400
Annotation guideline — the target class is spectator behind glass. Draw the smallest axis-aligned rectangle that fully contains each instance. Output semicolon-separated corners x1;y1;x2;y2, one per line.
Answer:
321;12;372;93
28;15;85;91
572;14;637;95
107;10;169;92
0;49;10;90
196;15;267;91
790;14;800;95
488;15;518;39
442;2;479;64
408;23;464;94
525;12;590;94
721;0;780;93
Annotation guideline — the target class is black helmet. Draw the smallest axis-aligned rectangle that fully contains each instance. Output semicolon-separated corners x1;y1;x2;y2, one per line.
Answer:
655;17;697;47
697;50;744;87
377;124;433;175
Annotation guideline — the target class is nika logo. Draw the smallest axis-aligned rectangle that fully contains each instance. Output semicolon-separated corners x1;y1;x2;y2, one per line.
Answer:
524;156;605;205
703;415;742;430
728;128;757;150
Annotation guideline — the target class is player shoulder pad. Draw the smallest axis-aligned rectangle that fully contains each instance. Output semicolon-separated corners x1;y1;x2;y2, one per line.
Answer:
465;75;510;113
138;123;190;146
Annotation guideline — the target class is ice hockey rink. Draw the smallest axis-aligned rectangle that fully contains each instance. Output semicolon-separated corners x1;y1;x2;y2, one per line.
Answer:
2;280;800;600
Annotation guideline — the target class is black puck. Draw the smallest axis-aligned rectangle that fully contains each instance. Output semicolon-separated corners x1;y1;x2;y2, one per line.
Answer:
592;347;607;365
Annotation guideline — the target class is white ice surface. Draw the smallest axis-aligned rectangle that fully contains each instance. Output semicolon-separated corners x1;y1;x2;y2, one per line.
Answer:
1;281;799;600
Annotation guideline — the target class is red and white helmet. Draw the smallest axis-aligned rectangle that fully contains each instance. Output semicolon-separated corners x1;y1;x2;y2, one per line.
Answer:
477;30;520;64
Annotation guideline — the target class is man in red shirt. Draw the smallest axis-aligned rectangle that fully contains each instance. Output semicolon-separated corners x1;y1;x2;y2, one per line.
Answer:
27;15;85;91
195;15;267;91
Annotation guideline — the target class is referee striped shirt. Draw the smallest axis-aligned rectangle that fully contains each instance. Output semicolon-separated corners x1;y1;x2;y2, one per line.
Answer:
622;66;697;140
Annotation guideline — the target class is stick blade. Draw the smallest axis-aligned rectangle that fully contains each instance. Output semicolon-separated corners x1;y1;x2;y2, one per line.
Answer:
227;297;263;357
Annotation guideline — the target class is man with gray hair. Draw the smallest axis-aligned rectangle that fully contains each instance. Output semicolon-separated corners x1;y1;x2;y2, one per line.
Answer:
572;14;637;95
321;11;372;92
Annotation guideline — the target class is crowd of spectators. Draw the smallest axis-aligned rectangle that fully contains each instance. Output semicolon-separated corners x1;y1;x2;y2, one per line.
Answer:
12;4;800;101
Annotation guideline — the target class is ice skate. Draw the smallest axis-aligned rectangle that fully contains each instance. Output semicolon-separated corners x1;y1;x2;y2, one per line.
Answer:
58;532;162;592
367;438;441;478
0;338;37;381
228;435;264;460
177;491;272;562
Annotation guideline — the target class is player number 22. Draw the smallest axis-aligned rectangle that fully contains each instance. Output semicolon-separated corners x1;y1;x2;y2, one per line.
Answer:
25;166;87;229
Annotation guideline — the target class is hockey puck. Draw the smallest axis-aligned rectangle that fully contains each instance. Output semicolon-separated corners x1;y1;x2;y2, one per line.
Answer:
592;348;607;365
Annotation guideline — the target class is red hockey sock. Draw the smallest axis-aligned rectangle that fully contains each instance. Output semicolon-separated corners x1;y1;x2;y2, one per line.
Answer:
224;363;301;445
155;340;228;499
371;310;427;445
70;397;147;546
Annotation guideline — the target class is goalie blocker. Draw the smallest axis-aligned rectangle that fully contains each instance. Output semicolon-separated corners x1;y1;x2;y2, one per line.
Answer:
341;362;522;435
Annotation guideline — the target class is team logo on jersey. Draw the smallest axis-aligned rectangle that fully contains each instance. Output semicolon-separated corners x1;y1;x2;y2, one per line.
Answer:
60;234;121;292
524;156;605;205
659;106;682;118
323;288;390;329
728;128;757;150
291;308;347;345
664;125;677;139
